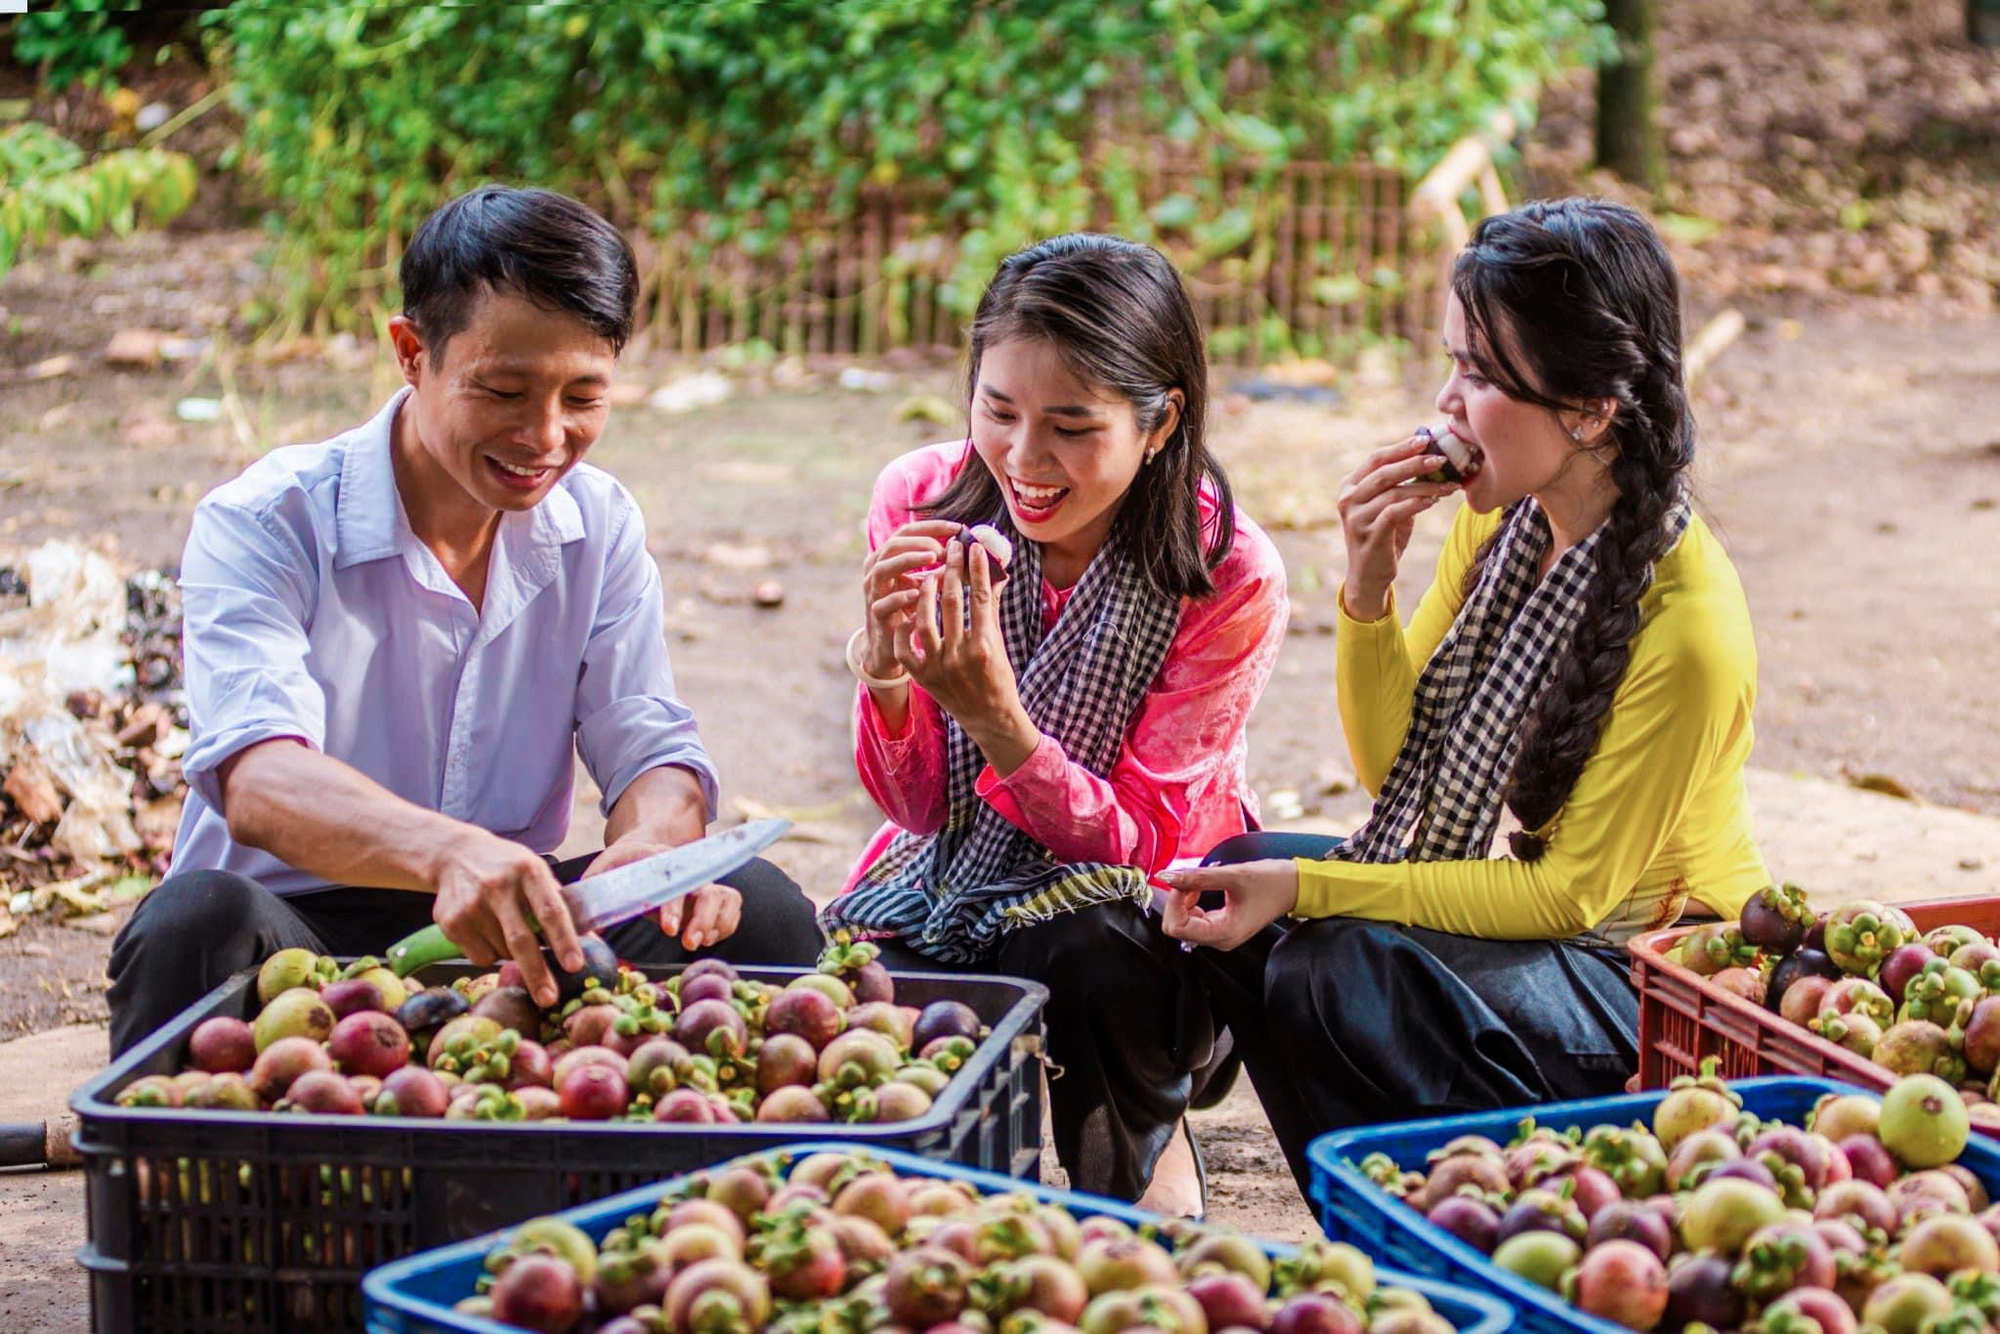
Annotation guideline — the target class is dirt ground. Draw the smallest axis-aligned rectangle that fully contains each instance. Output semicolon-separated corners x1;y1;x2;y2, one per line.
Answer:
3;0;2000;1324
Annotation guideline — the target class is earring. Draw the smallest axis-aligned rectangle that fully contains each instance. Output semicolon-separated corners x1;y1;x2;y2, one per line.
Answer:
1571;427;1585;441
1144;448;1157;464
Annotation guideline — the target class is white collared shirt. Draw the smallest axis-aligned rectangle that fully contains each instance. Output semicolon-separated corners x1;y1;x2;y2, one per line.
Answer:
170;388;719;897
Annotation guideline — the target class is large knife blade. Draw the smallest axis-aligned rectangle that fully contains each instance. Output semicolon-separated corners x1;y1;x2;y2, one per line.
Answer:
386;818;790;976
559;817;790;933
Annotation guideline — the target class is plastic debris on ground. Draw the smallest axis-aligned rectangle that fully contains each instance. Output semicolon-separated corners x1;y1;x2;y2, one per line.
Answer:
0;539;186;924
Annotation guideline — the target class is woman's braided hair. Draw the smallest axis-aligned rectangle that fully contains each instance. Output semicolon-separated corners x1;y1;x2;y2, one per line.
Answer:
1451;198;1696;860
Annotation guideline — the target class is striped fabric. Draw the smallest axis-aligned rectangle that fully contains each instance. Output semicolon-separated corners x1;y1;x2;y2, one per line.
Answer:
821;525;1182;964
1331;496;1690;872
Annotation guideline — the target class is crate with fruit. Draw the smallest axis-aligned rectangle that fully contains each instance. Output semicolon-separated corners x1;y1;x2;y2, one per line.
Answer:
72;938;1046;1334
108;935;1001;1129
1309;1067;2000;1334
1631;891;2000;1116
362;1143;1517;1334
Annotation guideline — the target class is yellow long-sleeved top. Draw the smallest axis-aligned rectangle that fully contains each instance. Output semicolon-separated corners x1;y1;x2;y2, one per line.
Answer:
1300;502;1769;945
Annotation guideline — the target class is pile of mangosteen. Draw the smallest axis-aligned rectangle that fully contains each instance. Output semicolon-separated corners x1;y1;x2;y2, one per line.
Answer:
114;935;989;1126
1357;1063;1997;1332
1676;890;2000;1122
461;1146;1460;1334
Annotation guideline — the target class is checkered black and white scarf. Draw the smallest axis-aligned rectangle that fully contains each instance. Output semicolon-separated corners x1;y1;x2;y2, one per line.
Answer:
821;526;1183;964
1332;496;1689;865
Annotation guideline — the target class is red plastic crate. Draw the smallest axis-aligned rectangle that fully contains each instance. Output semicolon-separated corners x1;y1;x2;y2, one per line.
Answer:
1629;893;2000;1091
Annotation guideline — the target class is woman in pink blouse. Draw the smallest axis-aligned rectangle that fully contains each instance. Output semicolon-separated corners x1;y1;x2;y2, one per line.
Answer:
824;234;1287;1213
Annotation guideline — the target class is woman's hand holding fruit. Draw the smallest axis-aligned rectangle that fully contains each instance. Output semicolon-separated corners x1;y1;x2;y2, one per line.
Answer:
1338;434;1459;623
858;519;961;686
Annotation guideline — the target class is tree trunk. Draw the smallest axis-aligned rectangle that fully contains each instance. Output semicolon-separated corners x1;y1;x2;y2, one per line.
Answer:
1596;0;1666;189
1972;0;2000;48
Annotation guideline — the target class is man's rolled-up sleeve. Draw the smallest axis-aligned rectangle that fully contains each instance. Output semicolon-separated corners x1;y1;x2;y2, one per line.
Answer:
178;502;328;812
575;501;720;819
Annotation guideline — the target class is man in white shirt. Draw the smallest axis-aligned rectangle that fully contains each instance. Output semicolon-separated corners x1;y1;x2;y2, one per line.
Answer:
107;186;821;1055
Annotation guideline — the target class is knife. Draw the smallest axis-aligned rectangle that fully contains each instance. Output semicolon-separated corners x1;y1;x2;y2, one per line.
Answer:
386;818;791;976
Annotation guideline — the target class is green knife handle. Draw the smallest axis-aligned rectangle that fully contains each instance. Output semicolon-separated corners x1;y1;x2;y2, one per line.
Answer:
387;923;464;977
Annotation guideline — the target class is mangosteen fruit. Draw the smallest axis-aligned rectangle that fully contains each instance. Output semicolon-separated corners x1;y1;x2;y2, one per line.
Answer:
1489;1231;1580;1291
318;977;387;1020
754;1085;830;1123
557;1063;630;1120
677;972;735;1008
1878;1073;1971;1168
654;1087;719;1123
252;988;336;1052
188;1016;259;1074
663;1258;771;1334
186;1072;260;1112
817;1029;903;1086
871;1080;934;1122
326;1010;410;1079
1861;1273;1956;1334
547;934;621;1004
489;1251;585;1334
1679;1176;1786;1254
284;1070;364;1115
1664;1253;1743;1331
912;1000;982;1052
1898;1212;2000;1278
1426;1195;1501;1255
255;947;325;1005
1267;1291;1362;1334
675;999;750;1060
1561;1239;1668;1330
373;1066;451;1119
882;1247;975;1328
471;984;542;1036
250;1035;333;1103
767;987;846;1049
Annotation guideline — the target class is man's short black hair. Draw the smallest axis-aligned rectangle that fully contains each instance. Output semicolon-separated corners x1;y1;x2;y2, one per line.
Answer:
400;186;638;361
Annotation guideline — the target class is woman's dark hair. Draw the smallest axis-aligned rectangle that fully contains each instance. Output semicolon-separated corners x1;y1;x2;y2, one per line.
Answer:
1452;197;1695;859
400;185;639;361
921;233;1235;601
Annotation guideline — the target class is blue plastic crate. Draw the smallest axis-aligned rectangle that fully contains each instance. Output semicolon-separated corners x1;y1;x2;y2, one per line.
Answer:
364;1141;1516;1334
1307;1076;2000;1334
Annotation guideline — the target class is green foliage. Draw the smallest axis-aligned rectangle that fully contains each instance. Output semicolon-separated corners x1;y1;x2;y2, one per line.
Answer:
209;0;1608;337
0;121;197;278
11;0;138;92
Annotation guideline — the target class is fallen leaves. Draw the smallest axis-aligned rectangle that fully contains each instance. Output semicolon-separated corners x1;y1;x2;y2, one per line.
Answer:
2;758;63;827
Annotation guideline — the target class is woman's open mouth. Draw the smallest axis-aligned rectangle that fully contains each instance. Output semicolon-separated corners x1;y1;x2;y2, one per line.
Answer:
1422;424;1485;483
1008;476;1070;523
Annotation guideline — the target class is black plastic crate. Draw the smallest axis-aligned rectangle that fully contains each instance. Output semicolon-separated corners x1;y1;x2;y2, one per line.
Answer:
71;963;1047;1333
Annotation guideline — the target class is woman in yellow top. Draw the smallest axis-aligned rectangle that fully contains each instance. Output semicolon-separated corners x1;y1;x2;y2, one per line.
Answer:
1159;197;1770;1188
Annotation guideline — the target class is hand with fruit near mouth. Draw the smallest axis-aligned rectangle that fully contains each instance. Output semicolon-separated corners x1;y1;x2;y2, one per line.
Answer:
1156;859;1301;951
891;526;1040;777
1336;431;1464;624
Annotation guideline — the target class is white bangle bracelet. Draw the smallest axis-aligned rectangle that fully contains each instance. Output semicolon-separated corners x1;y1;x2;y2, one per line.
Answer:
846;627;909;692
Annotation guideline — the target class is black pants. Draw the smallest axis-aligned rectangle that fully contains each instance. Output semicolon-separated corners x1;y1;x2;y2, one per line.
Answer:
869;900;1214;1203
1195;831;1639;1194
106;854;823;1058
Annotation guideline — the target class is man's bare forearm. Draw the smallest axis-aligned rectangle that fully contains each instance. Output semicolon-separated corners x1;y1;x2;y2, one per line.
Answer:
219;738;476;893
604;765;709;851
